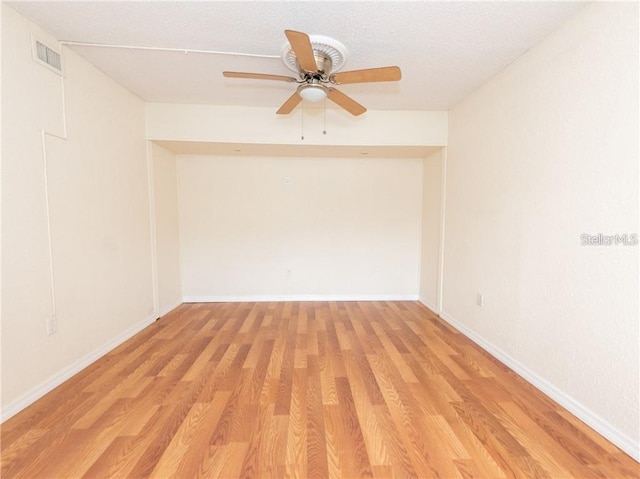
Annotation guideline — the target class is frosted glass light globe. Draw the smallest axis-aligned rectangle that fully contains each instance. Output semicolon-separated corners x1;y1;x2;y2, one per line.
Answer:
299;85;327;102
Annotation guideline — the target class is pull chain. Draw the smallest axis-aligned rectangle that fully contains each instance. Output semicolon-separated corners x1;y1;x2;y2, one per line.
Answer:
300;102;304;140
323;98;327;135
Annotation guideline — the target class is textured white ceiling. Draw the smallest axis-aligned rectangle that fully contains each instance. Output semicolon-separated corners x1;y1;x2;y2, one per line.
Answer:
8;1;586;111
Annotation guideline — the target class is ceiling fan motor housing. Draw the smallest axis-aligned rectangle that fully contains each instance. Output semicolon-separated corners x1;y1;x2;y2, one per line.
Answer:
306;52;332;78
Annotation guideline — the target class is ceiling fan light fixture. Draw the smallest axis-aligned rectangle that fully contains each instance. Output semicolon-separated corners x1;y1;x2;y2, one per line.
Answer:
298;84;327;102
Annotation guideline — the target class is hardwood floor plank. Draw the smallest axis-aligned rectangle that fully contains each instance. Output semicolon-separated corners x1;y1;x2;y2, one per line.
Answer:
237;403;273;479
306;354;329;479
274;316;297;415
208;352;253;446
369;321;420;384
126;388;199;478
366;351;459;478
240;338;276;406
23;428;98;479
322;404;344;478
370;404;418;478
334;376;374;478
342;356;387;468
497;401;595;479
323;307;348;379
345;330;386;406
2;301;638;479
81;435;138;479
443;408;510;479
155;391;229;478
285;368;308;467
318;330;339;405
198;442;249;479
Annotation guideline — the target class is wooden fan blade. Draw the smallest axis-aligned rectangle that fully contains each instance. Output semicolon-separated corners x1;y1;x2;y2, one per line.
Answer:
285;30;318;72
276;92;302;114
327;88;366;116
331;66;402;85
223;71;297;82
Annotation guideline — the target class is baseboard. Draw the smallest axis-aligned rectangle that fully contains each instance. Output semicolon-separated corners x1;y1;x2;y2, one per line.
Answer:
418;297;439;314
439;310;640;462
0;314;157;423
158;299;183;318
183;294;419;303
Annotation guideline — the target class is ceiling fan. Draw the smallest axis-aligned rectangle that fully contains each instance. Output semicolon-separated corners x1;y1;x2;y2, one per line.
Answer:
223;30;401;116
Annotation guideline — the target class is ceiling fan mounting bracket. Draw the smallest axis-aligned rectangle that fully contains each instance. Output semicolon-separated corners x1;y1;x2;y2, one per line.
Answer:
281;34;347;74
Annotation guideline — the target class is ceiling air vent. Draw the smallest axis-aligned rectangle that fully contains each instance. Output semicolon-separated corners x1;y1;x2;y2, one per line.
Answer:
32;35;63;75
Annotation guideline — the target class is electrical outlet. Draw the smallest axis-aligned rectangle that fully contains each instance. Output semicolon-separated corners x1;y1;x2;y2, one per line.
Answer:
284;176;291;185
46;316;57;335
286;268;292;278
476;293;484;307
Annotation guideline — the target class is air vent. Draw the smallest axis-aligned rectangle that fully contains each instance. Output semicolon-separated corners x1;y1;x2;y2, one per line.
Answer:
32;34;63;75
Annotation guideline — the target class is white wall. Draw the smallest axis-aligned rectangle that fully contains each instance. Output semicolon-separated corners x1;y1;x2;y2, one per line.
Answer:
146;103;448;147
419;149;444;311
1;5;154;417
151;142;182;315
443;2;638;457
0;5;4;394
177;155;423;301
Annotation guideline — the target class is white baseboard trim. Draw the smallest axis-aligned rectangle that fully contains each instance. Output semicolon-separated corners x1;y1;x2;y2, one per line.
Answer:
158;299;184;318
0;314;157;423
183;294;419;303
439;310;640;462
418;297;439;314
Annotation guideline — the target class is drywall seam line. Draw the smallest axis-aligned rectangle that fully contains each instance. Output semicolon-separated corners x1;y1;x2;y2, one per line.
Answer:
40;72;69;321
41;131;58;320
416;157;425;300
146;141;160;318
60;63;68;138
59;41;280;59
436;147;448;315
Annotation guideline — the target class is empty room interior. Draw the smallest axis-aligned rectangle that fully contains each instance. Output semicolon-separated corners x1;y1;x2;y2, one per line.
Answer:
1;1;639;478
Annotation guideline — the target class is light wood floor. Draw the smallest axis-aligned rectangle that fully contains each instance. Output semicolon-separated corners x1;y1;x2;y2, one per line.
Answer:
1;301;638;478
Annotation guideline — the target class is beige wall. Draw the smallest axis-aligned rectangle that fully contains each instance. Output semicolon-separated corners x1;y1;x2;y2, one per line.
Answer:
1;5;154;416
443;2;638;455
151;143;182;315
146;103;448;147
177;155;423;300
2;0;637;460
419;149;444;311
